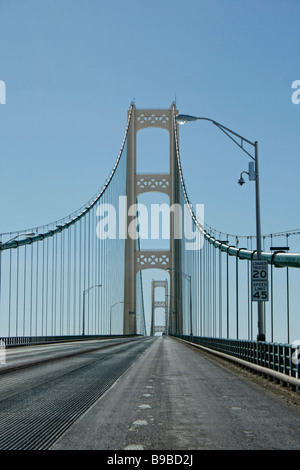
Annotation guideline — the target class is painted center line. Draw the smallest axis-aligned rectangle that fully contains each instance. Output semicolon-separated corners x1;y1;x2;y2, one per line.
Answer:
124;444;144;450
132;420;148;426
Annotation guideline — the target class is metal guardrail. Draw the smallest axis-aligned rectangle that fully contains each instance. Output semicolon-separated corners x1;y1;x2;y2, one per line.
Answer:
0;335;140;348
173;334;300;390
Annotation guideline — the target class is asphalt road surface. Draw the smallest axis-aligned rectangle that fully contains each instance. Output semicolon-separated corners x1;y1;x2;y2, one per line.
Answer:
50;336;300;451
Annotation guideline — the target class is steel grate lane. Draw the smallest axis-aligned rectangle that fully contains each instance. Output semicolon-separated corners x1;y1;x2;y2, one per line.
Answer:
0;338;154;450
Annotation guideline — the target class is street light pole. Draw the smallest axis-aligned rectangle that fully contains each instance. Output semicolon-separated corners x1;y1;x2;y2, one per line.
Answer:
254;141;265;341
110;301;123;335
176;113;265;341
189;275;192;336
82;284;101;336
167;268;192;336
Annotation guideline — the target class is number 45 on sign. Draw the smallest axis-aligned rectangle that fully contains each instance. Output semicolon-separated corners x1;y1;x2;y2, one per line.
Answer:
251;260;269;302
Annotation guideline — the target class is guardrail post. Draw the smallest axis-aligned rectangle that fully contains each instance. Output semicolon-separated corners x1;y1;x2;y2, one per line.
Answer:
290;344;299;391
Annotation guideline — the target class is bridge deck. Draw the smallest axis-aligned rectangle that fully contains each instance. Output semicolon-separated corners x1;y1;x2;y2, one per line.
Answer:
51;336;300;451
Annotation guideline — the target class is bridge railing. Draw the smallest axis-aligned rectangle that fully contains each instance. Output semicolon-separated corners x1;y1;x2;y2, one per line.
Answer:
173;334;300;389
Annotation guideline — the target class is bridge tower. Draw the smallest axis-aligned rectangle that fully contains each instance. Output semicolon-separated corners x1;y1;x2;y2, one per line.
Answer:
123;104;182;335
150;279;168;336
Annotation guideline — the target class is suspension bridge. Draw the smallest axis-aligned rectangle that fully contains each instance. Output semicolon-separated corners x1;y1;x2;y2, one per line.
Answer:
0;103;299;451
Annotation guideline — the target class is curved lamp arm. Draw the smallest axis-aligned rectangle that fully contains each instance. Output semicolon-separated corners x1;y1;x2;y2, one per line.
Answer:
175;114;255;160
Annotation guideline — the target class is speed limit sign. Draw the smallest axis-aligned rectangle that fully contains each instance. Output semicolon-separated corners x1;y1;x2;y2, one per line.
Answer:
251;260;269;302
252;260;268;281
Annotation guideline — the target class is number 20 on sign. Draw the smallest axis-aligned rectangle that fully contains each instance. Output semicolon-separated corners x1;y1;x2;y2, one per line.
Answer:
251;260;269;302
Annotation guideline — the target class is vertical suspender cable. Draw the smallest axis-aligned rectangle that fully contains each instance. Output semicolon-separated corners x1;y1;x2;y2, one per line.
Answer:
236;255;239;339
8;248;12;337
35;241;39;336
219;248;222;338
16;246;19;336
226;249;229;338
42;238;45;335
30;244;33;337
23;245;27;336
286;234;290;344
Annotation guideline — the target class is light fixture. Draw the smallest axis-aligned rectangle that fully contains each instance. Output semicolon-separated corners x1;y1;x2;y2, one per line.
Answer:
238;175;246;186
176;114;198;125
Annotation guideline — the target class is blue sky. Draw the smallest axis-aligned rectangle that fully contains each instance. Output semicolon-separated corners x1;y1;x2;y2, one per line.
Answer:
1;0;299;236
0;0;299;338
